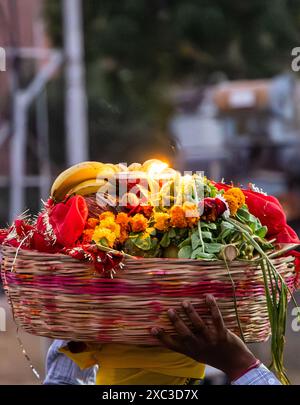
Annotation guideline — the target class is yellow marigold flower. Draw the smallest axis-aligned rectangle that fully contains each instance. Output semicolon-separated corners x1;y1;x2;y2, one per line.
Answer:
129;213;148;232
92;226;117;247
154;212;170;231
100;217;121;238
116;212;130;229
183;201;200;227
99;211;115;221
223;188;245;216
146;227;156;235
170;205;187;228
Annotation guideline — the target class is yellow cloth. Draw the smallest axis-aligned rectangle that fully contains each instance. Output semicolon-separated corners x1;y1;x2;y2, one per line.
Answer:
60;344;205;385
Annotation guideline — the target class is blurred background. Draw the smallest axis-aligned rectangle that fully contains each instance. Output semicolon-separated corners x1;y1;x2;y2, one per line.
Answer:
0;0;300;384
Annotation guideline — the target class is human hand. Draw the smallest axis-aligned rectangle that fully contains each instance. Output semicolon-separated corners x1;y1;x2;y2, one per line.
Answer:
151;294;257;381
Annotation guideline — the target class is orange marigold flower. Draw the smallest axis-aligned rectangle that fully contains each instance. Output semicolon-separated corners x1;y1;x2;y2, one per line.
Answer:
183;201;200;227
119;229;129;244
86;217;99;229
224;188;245;206
140;205;154;219
115;212;130;243
116;212;130;229
223;188;245;216
82;229;94;243
223;195;239;216
170;205;187;228
129;213;148;232
154;212;170;231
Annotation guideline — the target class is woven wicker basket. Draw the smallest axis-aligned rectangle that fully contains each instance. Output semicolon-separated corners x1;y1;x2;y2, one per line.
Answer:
0;245;296;345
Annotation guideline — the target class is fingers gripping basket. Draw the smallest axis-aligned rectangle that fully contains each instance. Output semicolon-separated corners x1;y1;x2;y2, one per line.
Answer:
1;245;296;345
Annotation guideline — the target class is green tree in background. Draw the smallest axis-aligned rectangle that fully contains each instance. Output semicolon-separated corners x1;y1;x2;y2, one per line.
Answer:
44;0;300;165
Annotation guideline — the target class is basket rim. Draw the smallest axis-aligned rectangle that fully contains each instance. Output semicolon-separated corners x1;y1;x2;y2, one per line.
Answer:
0;244;295;266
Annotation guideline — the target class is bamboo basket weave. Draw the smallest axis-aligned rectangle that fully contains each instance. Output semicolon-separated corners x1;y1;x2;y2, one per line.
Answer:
0;245;296;345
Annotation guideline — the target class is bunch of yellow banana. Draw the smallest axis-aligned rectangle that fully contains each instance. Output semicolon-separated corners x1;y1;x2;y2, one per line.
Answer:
50;161;120;202
50;159;173;202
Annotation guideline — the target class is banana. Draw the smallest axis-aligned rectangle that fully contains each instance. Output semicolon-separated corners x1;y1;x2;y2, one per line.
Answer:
51;161;106;202
68;179;108;197
51;160;171;202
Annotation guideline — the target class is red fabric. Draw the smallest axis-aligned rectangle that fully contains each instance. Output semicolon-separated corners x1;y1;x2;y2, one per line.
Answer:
213;182;300;243
214;182;300;282
0;196;124;274
243;190;299;243
48;196;88;248
0;229;9;244
0;196;88;252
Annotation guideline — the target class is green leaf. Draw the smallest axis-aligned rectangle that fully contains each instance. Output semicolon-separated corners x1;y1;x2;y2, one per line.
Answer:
218;228;233;242
192;249;215;260
99;237;109;247
178;245;192;259
168;228;176;238
221;221;235;231
236;207;250;223
174;228;188;239
132;233;152;250
216;221;237;242
249;222;256;233
160;231;171;248
205;243;223;254
191;247;204;259
178;237;191;249
236;206;263;235
201;222;217;230
191;231;201;250
256;226;268;238
201;231;212;241
150;237;159;250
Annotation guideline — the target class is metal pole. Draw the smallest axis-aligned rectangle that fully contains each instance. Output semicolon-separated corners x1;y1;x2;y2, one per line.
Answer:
8;49;63;221
9;92;27;221
63;0;88;165
36;89;51;202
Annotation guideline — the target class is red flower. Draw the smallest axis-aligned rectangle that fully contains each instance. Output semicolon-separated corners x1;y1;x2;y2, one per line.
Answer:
127;204;153;218
49;195;88;247
201;197;227;222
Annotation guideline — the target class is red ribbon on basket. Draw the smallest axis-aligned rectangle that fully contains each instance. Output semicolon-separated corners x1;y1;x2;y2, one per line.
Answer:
63;244;124;275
